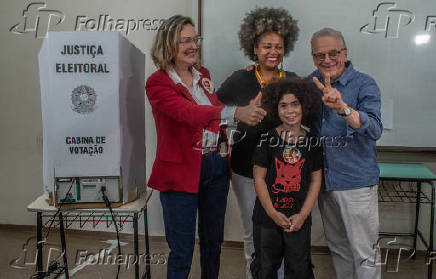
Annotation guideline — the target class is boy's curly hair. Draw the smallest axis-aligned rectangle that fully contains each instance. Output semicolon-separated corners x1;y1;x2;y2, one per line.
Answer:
262;77;321;127
238;7;299;62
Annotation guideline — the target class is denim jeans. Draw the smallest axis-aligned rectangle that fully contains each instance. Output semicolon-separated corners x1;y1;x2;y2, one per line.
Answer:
160;151;230;279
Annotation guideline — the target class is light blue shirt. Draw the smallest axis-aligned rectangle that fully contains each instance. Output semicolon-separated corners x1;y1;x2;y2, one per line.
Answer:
311;61;383;191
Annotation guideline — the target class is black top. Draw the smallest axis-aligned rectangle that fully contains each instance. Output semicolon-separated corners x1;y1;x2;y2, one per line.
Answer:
252;128;322;228
217;68;297;178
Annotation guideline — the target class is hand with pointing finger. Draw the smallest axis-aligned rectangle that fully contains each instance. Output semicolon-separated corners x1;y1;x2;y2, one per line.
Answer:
234;92;267;126
313;75;346;112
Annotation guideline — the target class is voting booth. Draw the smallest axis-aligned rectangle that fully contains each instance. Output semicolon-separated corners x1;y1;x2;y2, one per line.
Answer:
39;31;146;206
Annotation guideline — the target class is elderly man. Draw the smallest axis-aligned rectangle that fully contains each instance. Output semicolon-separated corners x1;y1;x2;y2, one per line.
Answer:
310;28;383;279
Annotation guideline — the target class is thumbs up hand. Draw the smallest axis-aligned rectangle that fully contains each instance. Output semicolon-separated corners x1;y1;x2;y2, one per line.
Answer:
250;91;262;106
234;92;267;126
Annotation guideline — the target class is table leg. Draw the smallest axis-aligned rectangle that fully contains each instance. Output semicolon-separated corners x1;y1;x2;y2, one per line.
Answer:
134;213;139;279
36;212;43;279
428;183;435;279
413;182;422;259
58;212;69;279
143;207;151;279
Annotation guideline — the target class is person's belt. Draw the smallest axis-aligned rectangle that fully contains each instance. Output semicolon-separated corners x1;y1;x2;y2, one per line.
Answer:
202;146;218;155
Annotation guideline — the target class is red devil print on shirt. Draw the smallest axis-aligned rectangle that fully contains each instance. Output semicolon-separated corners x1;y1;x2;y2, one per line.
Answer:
271;158;305;194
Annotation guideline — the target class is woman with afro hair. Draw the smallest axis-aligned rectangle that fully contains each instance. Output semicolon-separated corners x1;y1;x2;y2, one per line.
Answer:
216;7;299;279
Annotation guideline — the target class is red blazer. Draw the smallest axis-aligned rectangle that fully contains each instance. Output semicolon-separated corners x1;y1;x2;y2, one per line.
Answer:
146;67;225;193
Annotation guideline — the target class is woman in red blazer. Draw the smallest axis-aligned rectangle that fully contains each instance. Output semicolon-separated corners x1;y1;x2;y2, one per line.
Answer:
146;15;266;279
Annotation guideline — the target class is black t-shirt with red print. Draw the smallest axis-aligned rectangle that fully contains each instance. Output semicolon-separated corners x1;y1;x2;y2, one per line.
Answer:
252;128;323;228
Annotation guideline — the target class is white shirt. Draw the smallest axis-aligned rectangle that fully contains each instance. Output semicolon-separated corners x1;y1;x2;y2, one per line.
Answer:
167;68;236;151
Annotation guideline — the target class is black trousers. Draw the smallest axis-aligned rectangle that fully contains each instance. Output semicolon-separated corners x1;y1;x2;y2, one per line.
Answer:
251;221;314;279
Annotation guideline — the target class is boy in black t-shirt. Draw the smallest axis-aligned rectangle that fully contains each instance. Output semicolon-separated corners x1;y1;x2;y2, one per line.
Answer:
251;78;322;279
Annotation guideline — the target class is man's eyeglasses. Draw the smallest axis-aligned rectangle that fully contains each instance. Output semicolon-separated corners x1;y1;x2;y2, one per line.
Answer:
178;36;203;46
312;48;346;61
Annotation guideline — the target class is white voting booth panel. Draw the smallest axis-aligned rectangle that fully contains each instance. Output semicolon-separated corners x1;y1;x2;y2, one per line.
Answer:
39;31;146;205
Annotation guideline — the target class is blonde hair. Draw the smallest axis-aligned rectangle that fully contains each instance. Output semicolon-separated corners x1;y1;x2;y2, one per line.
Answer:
151;15;194;70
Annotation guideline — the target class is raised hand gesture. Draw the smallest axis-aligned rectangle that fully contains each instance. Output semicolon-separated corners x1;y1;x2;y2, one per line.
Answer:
313;75;346;112
234;92;267;126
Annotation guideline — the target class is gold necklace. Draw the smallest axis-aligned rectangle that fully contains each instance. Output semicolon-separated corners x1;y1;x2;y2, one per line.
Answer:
255;64;283;87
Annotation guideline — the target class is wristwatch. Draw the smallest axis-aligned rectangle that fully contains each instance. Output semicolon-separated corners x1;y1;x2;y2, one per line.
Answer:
338;105;352;117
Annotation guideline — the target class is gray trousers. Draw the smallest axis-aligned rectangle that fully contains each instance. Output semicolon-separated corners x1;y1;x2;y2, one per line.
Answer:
232;172;257;279
318;185;381;279
232;172;284;279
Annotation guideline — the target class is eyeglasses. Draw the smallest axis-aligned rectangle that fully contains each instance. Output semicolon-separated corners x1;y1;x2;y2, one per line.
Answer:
312;48;346;61
178;36;203;46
